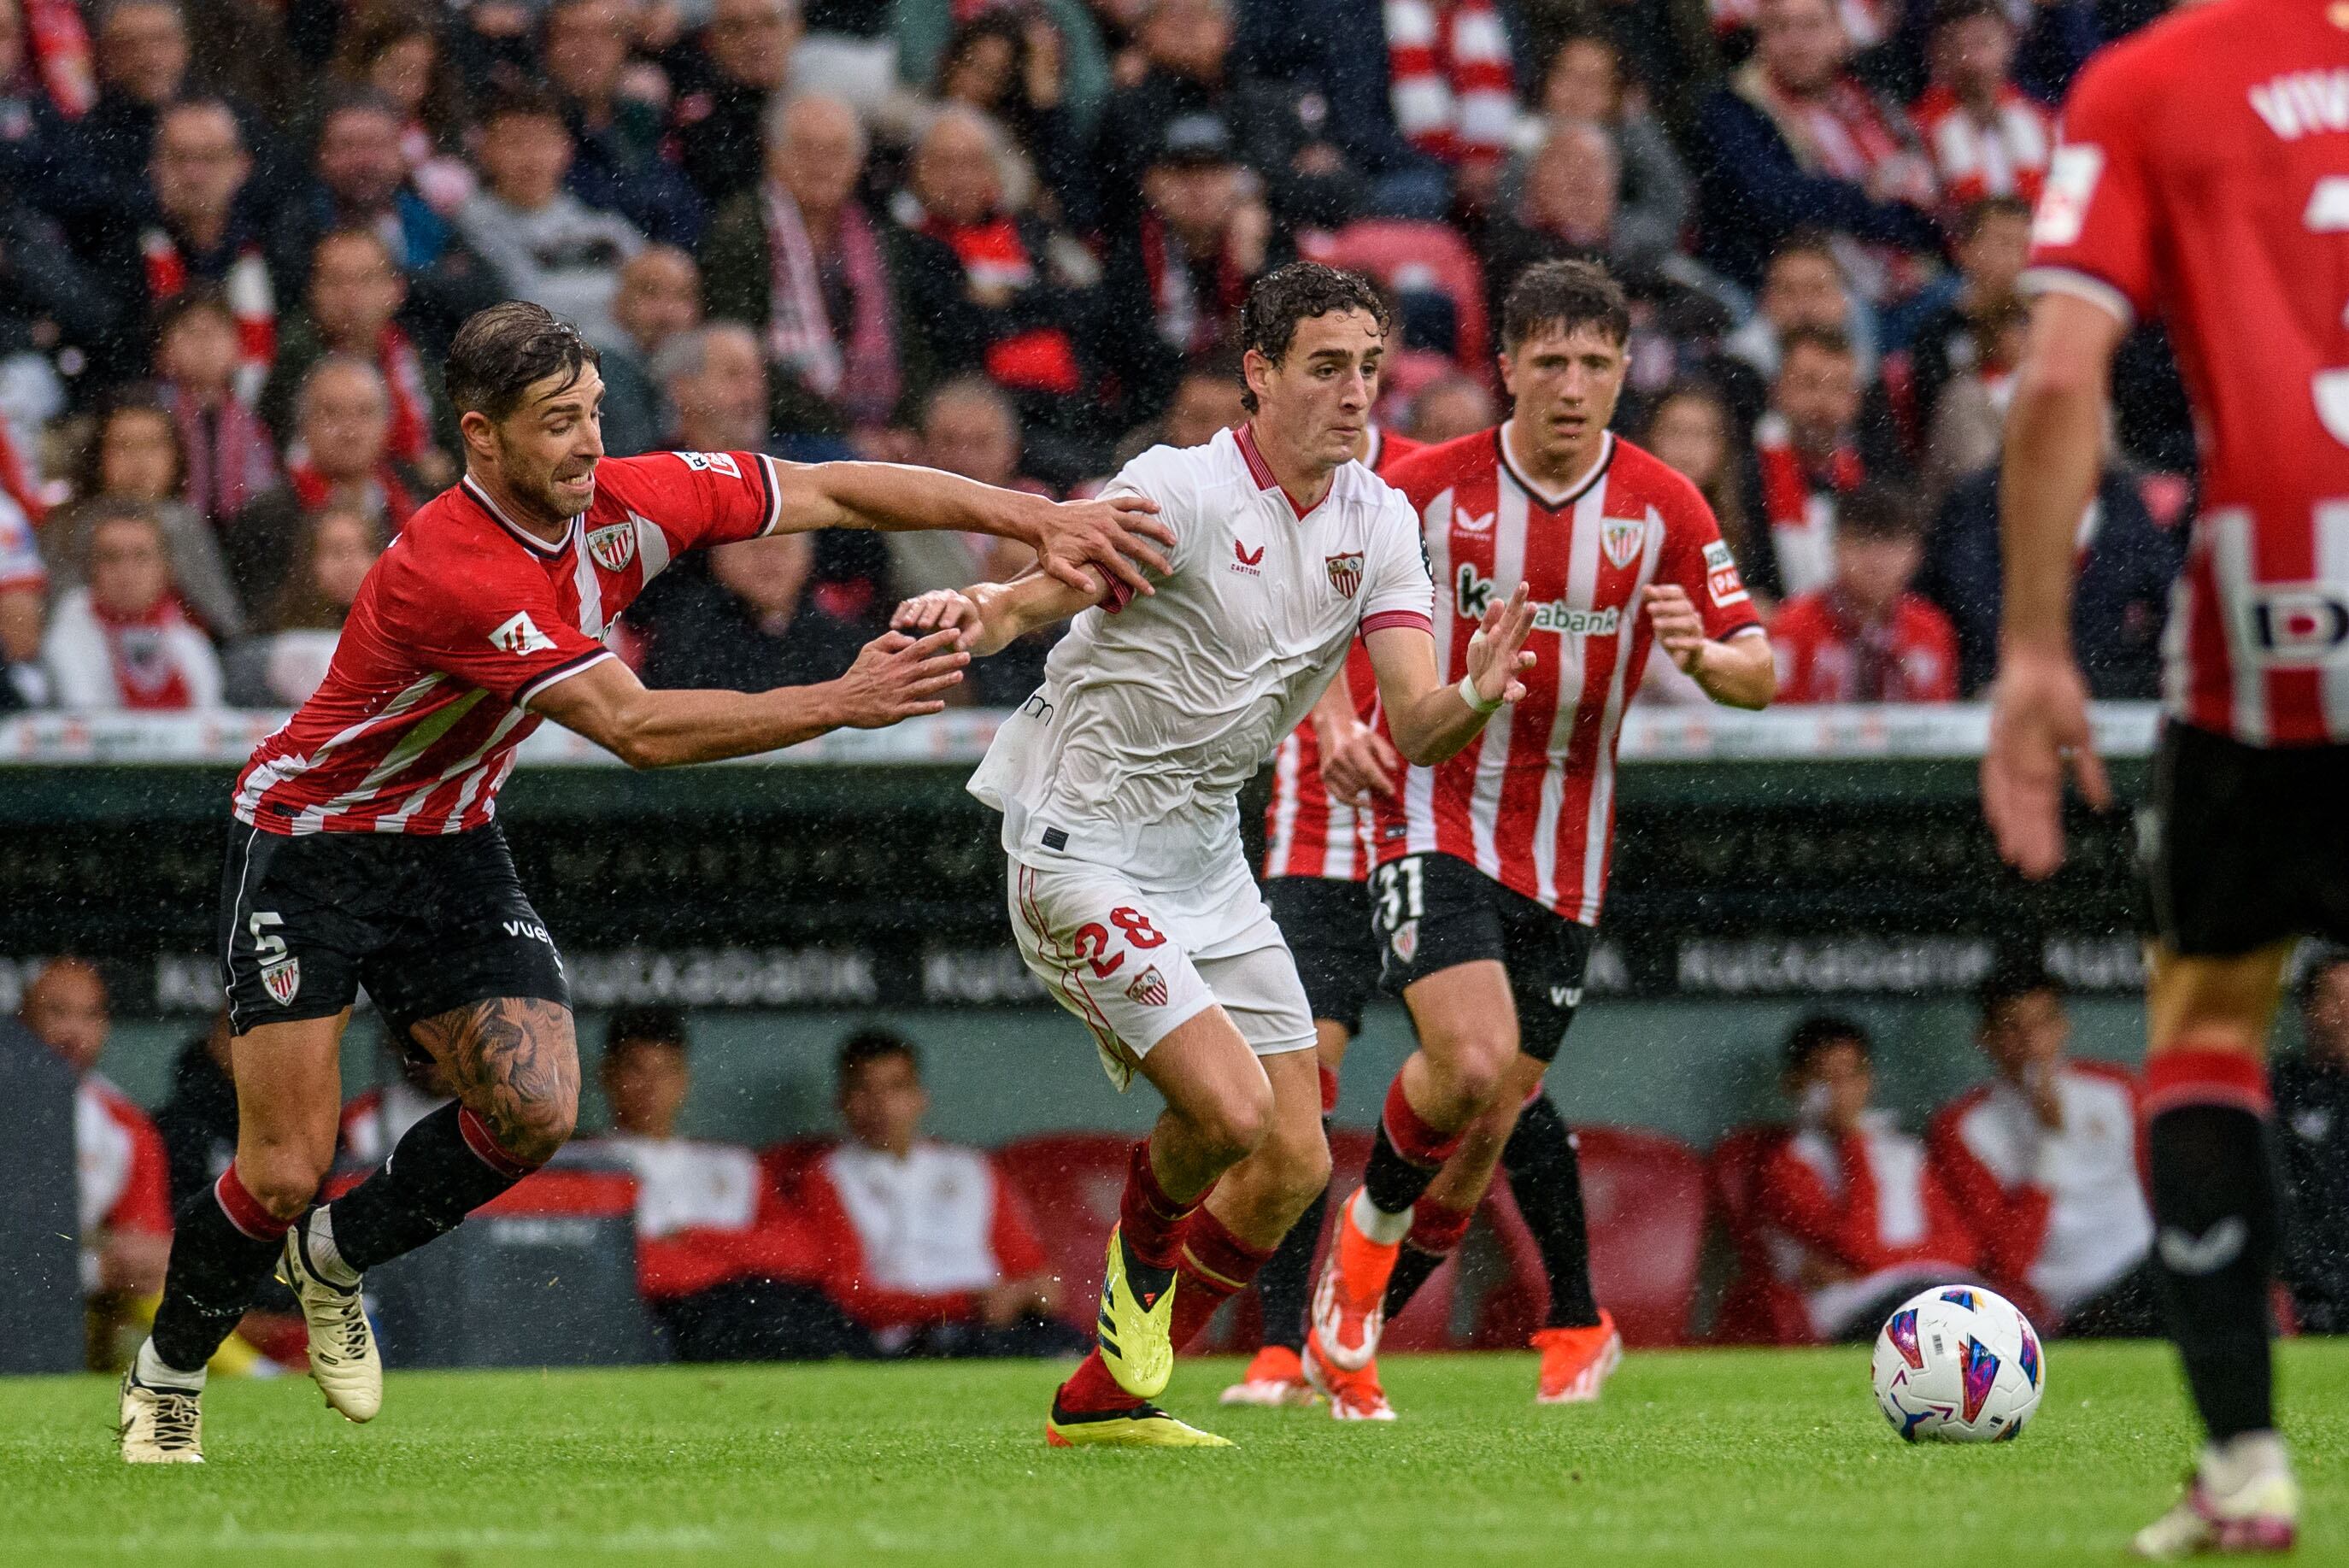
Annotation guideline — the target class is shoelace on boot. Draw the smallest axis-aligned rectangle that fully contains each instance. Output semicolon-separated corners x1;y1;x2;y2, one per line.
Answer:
313;1289;368;1366
148;1389;200;1450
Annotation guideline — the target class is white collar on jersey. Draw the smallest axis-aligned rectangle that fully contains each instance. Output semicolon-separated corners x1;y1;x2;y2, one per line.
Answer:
1495;424;1614;512
461;474;581;557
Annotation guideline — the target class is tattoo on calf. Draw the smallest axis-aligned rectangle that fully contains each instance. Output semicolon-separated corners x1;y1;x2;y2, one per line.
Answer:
410;998;580;1163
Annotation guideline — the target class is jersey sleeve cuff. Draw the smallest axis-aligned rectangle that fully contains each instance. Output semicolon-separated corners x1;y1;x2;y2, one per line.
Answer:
515;648;617;710
2017;265;2137;330
1360;608;1434;637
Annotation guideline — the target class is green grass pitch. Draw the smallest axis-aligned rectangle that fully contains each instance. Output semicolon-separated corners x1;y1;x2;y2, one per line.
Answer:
8;1343;2346;1565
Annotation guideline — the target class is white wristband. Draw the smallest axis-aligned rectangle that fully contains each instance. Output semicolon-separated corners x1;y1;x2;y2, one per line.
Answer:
1456;673;1503;714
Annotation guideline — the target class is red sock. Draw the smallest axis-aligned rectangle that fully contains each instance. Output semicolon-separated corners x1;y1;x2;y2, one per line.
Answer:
1383;1073;1465;1168
1404;1196;1474;1256
1119;1137;1207;1271
1055;1348;1133;1413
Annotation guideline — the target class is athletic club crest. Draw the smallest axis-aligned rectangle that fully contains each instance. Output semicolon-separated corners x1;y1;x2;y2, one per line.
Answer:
261;956;301;1006
1390;919;1418;964
587;520;638;573
1125;966;1168;1007
1600;516;1647;571
1325;551;1365;599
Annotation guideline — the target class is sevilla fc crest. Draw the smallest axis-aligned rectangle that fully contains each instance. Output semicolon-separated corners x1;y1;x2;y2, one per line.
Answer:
1600;517;1647;571
587;520;638;573
261;956;301;1006
1125;966;1169;1007
1325;552;1365;599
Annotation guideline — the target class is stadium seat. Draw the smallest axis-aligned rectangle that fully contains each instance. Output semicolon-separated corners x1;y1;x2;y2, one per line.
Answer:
1708;1125;1816;1346
1300;220;1491;378
994;1133;1136;1332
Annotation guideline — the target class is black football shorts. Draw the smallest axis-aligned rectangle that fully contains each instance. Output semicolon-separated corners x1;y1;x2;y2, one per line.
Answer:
219;819;571;1037
2142;720;2349;957
1263;874;1381;1037
1369;850;1595;1062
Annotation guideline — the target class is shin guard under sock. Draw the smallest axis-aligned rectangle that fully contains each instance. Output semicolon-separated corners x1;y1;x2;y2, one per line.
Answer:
1504;1092;1601;1329
319;1103;540;1275
148;1164;291;1375
2144;1051;2280;1444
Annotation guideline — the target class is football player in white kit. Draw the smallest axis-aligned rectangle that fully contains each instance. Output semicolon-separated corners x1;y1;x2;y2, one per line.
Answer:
895;263;1537;1447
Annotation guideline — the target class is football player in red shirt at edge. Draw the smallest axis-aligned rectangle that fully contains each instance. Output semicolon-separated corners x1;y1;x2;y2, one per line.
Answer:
115;302;1174;1463
1309;260;1775;1414
1986;0;2349;1553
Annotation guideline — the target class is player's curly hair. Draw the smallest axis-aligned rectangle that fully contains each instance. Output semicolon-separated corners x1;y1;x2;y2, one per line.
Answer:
1500;259;1631;353
443;301;602;424
1236;261;1391;414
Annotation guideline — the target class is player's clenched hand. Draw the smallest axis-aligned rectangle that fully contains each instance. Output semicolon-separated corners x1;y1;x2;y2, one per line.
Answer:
891;589;984;651
1464;582;1537;708
1643;584;1707;674
1318;715;1401;804
1982;644;2110;879
1034;493;1173;602
831;628;969;728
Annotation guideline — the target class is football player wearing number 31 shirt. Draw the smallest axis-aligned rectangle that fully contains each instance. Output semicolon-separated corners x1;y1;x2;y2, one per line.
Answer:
894;263;1539;1448
116;302;1177;1464
1987;0;2349;1553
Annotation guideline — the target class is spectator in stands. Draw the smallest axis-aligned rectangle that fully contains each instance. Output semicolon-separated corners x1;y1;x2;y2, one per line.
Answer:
672;0;805;210
1917;297;2026;508
151;1009;234;1208
1506;30;1692;281
1890;195;2031;445
0;0;101;225
43;501;223;710
455;88;647;349
898;105;1102;484
19;958;173;1324
44;388;242;637
589;1006;870;1362
1101;113;1280;428
153;287;278;528
76;0;201;212
0;467;42;709
338;1025;455;1167
1752;323;1876;598
654;320;771;459
637;522;870;692
931;9;1093;227
1643;380;1759;594
1756;1014;1979;1342
1909;0;2053;221
1771;484;1958;703
700;93;904;439
890;376;1048;593
91;97;280;390
544;0;704;249
1722;232;1878;392
225;355;421;608
1692;0;1939;296
1110;349;1245;466
598;246;702;461
261;229;452;488
1923;451;2183;699
1408;373;1496;445
2280;952;2349;1334
1929;962;2158;1336
799;1028;1078;1357
318;0;474;216
222;505;382;705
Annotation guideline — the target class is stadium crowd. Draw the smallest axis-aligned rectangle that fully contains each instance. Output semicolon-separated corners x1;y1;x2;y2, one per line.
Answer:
0;0;2197;720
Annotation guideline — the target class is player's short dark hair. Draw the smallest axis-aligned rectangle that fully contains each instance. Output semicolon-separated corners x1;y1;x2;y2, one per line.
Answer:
1500;258;1632;353
1777;321;1855;367
1977;954;2059;1020
443;301;601;423
607;1004;688;1055
837;1026;920;1084
1835;483;1923;543
1784;1013;1871;1077
1236;261;1389;414
1954;193;2034;243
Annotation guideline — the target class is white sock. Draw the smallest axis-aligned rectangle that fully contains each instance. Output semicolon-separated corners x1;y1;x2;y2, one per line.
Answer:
135;1337;206;1393
1349;1187;1413;1246
2203;1430;2291;1493
300;1207;362;1289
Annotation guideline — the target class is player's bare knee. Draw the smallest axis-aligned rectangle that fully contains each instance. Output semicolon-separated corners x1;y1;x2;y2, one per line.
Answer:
1432;1034;1515;1113
1192;1078;1275;1167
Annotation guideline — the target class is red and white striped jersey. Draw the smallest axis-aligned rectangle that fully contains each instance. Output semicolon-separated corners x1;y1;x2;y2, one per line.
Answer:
232;450;786;834
1912;85;2053;211
1261;426;1424;883
1373;427;1761;923
2022;0;2349;746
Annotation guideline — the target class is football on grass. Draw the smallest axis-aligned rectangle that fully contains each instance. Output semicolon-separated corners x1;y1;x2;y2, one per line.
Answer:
1870;1284;2045;1442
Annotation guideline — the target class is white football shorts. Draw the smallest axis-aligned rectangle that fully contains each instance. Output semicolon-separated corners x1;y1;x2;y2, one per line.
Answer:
1007;851;1316;1089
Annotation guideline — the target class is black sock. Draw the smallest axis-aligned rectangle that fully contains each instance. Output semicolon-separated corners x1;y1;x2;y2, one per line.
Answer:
1362;1122;1442;1215
1504;1094;1600;1330
149;1174;285;1374
2146;1102;2278;1443
1383;1243;1448;1320
321;1103;536;1274
1258;1181;1325;1353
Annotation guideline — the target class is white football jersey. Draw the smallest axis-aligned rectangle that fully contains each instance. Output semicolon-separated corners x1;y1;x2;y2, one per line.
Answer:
972;424;1435;890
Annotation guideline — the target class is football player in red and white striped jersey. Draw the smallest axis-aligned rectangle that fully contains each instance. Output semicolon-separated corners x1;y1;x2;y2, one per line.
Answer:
1309;261;1776;1414
1984;0;2349;1547
117;302;1176;1465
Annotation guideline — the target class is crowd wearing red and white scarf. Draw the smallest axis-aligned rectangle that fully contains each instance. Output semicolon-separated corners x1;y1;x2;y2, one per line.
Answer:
1911;84;2052;211
142;231;278;403
44;587;222;710
377;323;437;470
919;213;1082;396
162;383;279;524
762;183;902;428
21;0;94;117
1138;213;1251;357
1385;0;1517;167
1754;410;1866;600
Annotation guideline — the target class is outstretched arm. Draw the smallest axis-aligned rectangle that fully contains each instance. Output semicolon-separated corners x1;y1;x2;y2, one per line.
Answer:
892;572;1098;657
772;461;1175;602
528;631;968;768
1360;584;1537;766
